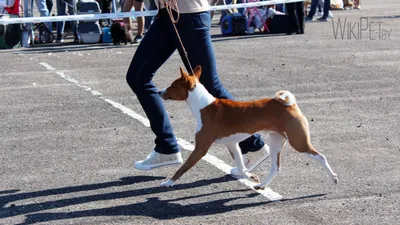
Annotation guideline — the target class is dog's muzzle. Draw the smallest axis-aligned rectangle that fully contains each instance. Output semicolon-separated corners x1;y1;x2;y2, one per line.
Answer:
158;89;170;100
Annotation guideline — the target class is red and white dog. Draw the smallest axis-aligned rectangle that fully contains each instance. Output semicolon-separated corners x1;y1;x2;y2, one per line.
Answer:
159;66;338;190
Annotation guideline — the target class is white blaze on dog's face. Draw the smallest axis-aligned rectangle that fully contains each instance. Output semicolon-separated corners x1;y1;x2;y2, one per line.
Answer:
159;66;202;101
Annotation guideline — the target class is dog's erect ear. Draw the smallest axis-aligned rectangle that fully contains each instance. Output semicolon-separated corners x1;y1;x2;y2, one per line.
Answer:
193;65;202;79
188;66;200;91
180;67;189;77
180;67;189;84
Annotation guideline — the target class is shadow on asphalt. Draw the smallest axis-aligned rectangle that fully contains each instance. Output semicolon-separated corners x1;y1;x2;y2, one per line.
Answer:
15;42;134;54
366;15;400;19
0;190;20;195
0;175;326;224
211;32;291;43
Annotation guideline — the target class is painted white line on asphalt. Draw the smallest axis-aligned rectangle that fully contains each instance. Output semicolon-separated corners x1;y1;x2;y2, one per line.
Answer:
177;138;283;200
39;62;283;201
40;62;56;71
103;98;151;127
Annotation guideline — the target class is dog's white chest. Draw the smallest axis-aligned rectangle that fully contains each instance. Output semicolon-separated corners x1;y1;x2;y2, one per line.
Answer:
215;133;253;145
186;82;216;134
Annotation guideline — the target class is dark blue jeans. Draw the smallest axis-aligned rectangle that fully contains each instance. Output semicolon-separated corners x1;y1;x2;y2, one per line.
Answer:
56;0;76;36
308;0;331;18
126;9;265;154
144;0;157;30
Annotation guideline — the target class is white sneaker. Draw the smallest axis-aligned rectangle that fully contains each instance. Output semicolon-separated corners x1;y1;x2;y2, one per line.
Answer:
134;150;183;170
230;144;270;176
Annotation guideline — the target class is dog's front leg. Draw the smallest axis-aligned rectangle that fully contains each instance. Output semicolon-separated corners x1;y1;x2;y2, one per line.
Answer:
160;131;214;187
226;142;259;183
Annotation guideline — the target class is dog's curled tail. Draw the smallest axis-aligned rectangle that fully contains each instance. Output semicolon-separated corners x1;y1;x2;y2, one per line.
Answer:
275;91;296;106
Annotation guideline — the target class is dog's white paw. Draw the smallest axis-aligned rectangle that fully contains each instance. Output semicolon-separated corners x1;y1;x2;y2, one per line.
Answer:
160;179;175;187
332;173;339;184
254;184;265;190
245;172;260;183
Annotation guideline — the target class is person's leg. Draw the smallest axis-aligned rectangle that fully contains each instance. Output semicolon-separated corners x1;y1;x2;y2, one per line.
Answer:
323;0;331;18
209;0;218;20
126;11;180;156
122;0;135;42
122;0;133;30
285;3;298;34
67;0;78;41
318;0;333;19
22;0;34;47
296;1;305;33
173;11;234;100
103;0;111;13
318;0;324;12
133;0;144;42
306;0;319;19
144;0;157;31
46;0;53;14
56;0;66;42
172;11;265;155
144;13;151;32
35;0;52;31
35;0;50;17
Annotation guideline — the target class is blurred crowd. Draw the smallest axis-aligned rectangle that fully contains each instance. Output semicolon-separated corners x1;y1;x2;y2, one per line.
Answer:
0;0;362;47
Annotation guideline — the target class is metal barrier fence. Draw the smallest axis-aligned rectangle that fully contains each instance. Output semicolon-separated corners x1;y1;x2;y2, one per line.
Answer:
0;0;304;25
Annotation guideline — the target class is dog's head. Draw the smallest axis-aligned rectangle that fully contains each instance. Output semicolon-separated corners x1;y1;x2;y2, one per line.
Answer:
159;65;202;101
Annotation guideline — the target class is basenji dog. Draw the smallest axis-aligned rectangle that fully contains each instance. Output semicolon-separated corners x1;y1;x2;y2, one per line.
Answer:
158;65;338;190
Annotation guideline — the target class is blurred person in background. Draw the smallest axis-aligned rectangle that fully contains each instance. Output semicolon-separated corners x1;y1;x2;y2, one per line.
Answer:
55;0;78;43
122;0;144;43
285;1;304;34
305;0;332;22
20;0;52;47
144;0;156;33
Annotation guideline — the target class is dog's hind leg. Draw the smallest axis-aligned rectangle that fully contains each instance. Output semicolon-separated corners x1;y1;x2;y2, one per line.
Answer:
303;150;338;184
160;130;215;187
254;132;287;190
285;116;338;184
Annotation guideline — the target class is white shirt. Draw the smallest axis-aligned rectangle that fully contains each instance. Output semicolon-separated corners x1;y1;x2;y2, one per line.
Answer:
155;0;210;14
